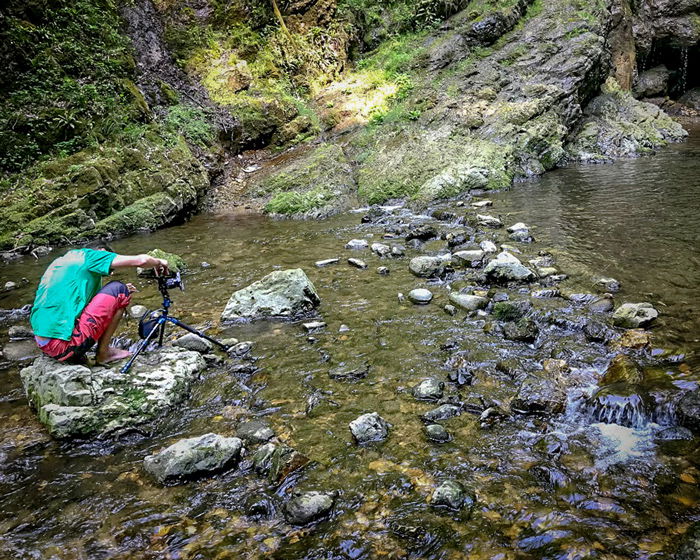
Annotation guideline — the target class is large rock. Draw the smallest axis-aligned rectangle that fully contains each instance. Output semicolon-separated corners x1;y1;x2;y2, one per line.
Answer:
252;442;311;483
449;293;489;311
412;378;444;401
409;256;450;278
349;412;390;443
284;491;335;525
633;65;671;98
20;349;206;438
612;302;658;329
566;80;687;163
221;269;321;321
677;390;700;433
511;375;565;415
484;252;535;283
144;433;243;483
431;480;474;510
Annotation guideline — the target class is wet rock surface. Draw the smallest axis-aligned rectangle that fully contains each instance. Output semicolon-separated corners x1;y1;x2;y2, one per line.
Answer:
349;412;390;443
613;302;659;328
20;349;207;438
221;269;321;321
284;491;335;525
144;433;243;483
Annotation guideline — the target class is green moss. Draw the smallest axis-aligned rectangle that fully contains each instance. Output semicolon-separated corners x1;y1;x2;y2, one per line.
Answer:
265;187;334;214
164;104;215;147
493;301;526;321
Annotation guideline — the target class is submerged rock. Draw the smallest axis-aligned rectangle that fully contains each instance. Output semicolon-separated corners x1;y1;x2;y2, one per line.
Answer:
236;420;275;443
137;249;186;278
601;354;644;385
431;480;473;510
512;375;566;415
675;521;700;560
349;412;390;443
425;424;451;443
484;252;535;283
612;302;658;329
421;404;461;422
144;433;242;483
412;378;444;401
8;325;33;340
677;390;700;433
20;349;206;438
348;258;368;269
593;277;621;293
221;269;320;322
252;442;311;483
476;214;503;228
502;318;539;343
329;360;370;381
284;491;335;525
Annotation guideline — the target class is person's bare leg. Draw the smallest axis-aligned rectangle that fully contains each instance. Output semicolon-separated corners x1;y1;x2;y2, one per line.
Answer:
96;310;131;364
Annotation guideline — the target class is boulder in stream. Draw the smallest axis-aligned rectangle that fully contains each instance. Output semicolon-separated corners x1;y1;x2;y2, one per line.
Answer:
612;302;658;329
431;480;474;510
252;442;311;483
484;252;535;283
409;255;450;278
511;375;566;415
412;378;444;401
144;433;243;483
20;349;206;438
677;390;700;433
349;412;390;443
221;268;320;321
449;293;488;312
284;491;335;525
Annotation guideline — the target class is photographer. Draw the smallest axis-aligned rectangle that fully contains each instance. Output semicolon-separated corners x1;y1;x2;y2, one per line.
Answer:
30;245;169;365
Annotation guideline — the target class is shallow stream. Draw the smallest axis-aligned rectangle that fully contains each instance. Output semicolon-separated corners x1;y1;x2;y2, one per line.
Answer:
0;127;699;559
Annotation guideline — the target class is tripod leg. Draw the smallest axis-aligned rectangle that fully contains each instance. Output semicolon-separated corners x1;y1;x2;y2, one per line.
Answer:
120;318;166;374
167;317;230;350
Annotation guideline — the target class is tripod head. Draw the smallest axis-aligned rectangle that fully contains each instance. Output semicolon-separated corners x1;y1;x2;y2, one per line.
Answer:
156;271;185;299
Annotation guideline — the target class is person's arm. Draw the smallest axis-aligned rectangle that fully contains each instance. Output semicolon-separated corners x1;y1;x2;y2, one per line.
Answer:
111;254;169;275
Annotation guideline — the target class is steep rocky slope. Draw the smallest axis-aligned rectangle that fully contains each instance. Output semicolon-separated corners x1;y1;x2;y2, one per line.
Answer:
0;0;697;249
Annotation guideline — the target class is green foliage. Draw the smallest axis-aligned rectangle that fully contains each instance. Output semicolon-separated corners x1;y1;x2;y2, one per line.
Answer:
164;105;215;147
0;0;138;173
265;187;333;214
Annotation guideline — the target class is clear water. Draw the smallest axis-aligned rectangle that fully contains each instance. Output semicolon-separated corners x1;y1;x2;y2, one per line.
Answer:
0;127;699;559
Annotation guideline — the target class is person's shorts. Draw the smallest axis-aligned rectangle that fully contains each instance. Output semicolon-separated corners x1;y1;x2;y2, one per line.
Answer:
38;281;131;363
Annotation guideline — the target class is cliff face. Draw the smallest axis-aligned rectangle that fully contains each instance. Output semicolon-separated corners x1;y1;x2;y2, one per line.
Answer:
0;0;697;249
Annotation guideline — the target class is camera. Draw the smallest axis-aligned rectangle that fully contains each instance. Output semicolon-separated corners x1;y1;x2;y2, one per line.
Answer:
157;270;185;294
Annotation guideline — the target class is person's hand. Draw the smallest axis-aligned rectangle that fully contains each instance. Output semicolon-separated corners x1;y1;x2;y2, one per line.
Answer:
126;283;139;294
152;258;169;277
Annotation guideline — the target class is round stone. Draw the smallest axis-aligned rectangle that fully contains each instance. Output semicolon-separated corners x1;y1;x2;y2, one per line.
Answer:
408;288;433;305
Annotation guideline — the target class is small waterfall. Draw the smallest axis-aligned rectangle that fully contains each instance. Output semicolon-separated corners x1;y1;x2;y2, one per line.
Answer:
680;47;689;94
587;391;648;429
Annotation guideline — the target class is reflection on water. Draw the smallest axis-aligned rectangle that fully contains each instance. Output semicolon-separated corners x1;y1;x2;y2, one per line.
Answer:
0;129;699;558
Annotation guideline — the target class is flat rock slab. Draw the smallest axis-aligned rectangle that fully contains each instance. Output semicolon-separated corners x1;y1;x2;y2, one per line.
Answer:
221;268;320;322
20;349;206;438
144;433;242;483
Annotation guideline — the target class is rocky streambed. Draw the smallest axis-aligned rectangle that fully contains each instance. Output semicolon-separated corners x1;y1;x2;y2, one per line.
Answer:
1;134;700;558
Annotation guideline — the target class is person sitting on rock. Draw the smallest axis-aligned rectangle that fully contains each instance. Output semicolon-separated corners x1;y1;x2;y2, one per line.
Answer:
30;245;169;364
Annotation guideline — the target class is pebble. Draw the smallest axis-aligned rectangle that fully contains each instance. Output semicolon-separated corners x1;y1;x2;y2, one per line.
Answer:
443;304;457;316
371;243;391;257
390;245;405;257
338;324;350;333
408;288;433;305
3;282;17;292
398;293;406;303
377;266;390;275
594;277;621;293
129;304;148;319
200;262;212;269
315;258;340;267
348;258;368;269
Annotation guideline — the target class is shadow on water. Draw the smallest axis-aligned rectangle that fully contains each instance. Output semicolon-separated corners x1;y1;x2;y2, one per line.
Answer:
0;129;699;558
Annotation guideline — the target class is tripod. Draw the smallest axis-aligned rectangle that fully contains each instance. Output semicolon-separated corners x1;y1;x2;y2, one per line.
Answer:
120;276;229;374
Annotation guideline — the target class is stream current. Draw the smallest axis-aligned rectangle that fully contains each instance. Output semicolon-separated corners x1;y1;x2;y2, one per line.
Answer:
0;128;699;559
